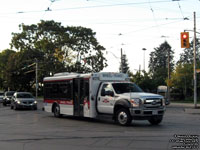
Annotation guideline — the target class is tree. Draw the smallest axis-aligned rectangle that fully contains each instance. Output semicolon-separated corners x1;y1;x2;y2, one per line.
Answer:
4;49;44;91
10;20;107;74
8;20;107;92
119;54;130;73
171;63;193;98
172;38;200;99
129;71;155;92
0;49;16;90
149;41;174;87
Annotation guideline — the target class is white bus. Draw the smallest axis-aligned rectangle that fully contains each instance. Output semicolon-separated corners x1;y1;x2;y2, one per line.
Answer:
43;72;165;126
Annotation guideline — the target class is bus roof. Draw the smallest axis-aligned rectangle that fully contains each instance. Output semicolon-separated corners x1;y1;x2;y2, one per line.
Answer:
43;72;129;82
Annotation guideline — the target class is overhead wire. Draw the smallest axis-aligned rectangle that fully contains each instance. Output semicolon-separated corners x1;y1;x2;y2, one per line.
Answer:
148;0;161;33
42;0;55;19
0;0;195;41
177;2;185;19
122;18;190;35
0;0;183;15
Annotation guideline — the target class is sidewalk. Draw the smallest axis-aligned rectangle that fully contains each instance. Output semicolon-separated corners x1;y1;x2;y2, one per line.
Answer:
169;102;200;114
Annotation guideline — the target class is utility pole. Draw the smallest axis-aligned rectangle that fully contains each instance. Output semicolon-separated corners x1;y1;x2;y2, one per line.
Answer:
35;59;38;100
193;12;197;108
167;48;171;104
142;48;146;72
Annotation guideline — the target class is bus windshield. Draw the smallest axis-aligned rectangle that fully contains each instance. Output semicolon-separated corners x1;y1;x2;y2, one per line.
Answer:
112;83;143;94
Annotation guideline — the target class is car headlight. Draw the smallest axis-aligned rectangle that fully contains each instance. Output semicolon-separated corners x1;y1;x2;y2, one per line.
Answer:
162;98;166;106
34;101;37;104
130;98;141;107
16;100;20;104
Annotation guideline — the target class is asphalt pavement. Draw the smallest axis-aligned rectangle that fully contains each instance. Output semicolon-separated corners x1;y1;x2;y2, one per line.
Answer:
0;100;199;150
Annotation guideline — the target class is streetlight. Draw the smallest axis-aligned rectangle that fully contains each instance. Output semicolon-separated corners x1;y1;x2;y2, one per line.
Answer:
142;48;147;72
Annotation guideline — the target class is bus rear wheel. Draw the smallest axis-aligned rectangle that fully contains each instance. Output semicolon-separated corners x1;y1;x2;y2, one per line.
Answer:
53;104;62;118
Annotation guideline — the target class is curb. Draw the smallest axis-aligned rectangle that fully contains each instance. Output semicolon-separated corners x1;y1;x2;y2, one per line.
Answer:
184;108;200;114
169;103;200;114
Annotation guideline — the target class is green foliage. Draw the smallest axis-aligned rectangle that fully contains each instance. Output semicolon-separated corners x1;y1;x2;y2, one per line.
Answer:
171;63;193;97
11;20;107;73
1;20;107;92
129;71;155;92
149;41;174;87
0;49;16;89
171;38;200;100
119;54;130;73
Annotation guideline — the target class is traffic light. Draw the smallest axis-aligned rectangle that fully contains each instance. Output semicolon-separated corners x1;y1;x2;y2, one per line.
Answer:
181;32;190;48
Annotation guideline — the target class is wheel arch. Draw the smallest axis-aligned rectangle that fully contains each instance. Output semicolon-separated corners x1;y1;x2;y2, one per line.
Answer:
113;99;131;118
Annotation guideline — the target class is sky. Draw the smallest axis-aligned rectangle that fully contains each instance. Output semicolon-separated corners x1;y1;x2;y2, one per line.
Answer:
0;0;200;73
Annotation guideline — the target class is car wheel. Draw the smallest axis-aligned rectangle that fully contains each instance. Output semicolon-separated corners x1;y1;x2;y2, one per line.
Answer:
53;104;62;118
116;108;132;126
10;105;13;109
34;106;37;110
148;116;163;125
14;104;18;110
3;102;6;106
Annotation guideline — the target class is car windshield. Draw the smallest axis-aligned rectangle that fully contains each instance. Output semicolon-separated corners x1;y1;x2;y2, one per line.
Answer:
6;91;15;96
17;93;33;98
112;83;143;94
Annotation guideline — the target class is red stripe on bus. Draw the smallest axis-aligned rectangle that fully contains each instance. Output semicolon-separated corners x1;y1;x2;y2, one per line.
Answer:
44;99;73;105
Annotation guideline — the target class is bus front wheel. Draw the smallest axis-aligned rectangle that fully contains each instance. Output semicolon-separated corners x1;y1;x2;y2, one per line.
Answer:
116;108;132;126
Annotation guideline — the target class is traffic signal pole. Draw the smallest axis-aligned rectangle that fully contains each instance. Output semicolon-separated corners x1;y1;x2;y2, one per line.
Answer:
193;12;197;108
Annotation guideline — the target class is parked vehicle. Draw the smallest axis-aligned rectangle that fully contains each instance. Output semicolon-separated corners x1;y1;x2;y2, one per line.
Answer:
157;85;170;105
0;92;4;103
3;91;15;106
43;72;165;126
10;92;37;110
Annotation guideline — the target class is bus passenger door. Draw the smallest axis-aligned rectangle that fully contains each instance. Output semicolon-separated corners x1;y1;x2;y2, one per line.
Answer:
73;78;84;116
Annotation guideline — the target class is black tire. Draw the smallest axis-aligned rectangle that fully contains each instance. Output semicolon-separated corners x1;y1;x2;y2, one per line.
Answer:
14;104;18;110
116;108;132;126
53;104;62;118
3;102;6;106
148;116;163;125
10;105;13;109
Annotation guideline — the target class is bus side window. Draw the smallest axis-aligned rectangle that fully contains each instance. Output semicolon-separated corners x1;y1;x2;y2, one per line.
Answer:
44;83;52;99
60;81;72;100
52;83;59;99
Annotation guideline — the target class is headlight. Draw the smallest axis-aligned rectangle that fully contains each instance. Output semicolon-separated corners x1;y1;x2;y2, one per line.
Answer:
34;101;37;104
16;100;20;104
130;98;141;107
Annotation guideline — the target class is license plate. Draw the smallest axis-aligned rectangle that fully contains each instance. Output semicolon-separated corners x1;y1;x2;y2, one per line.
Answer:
152;110;158;115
